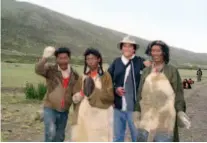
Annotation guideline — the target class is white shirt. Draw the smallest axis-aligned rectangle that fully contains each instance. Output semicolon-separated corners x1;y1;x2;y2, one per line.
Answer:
58;65;71;78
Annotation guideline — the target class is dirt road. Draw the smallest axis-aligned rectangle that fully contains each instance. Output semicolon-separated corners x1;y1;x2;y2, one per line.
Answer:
179;81;207;142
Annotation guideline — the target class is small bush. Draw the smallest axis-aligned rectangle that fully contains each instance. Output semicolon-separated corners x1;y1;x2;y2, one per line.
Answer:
4;60;16;63
24;82;47;100
24;83;37;99
36;83;47;100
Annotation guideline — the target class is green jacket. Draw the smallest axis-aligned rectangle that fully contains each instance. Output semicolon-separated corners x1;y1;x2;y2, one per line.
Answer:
136;64;186;142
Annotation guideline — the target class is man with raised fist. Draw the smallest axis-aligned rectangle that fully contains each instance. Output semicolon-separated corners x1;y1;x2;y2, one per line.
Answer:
35;46;80;142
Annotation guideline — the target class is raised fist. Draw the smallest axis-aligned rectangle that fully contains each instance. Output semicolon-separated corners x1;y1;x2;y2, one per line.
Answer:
43;46;55;58
83;76;95;97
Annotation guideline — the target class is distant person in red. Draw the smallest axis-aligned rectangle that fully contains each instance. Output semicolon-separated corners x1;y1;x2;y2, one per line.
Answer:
183;79;191;89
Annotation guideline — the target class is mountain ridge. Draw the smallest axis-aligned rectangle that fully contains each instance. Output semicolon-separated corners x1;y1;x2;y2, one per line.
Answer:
1;0;207;65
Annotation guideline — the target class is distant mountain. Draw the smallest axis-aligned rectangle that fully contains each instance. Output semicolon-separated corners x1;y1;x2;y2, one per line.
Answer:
1;0;207;65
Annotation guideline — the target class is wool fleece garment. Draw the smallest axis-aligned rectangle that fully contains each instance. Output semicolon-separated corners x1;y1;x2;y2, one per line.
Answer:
136;64;186;142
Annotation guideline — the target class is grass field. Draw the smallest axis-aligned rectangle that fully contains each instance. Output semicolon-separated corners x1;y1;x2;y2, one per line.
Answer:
2;62;207;88
1;62;108;88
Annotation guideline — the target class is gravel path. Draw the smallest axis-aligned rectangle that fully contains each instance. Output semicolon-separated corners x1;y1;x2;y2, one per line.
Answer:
179;81;207;142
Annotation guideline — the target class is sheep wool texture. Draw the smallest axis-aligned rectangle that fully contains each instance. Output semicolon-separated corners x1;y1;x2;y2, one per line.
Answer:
139;72;176;141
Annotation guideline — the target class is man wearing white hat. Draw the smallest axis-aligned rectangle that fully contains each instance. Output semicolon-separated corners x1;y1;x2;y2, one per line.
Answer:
108;35;150;142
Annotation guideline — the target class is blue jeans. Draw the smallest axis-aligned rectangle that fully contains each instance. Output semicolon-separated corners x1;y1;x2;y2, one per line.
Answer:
153;132;173;142
137;128;173;142
44;107;68;142
113;109;137;142
137;128;149;142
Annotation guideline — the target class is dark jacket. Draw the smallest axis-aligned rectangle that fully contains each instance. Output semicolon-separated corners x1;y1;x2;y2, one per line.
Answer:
108;56;145;110
197;70;202;75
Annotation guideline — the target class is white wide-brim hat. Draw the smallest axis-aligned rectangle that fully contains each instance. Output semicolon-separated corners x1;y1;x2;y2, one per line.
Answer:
118;35;139;49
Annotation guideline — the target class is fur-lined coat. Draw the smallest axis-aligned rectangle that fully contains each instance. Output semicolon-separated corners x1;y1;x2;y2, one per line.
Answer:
71;71;114;142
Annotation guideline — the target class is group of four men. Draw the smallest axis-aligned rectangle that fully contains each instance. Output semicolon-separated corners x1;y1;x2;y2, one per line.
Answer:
35;35;190;142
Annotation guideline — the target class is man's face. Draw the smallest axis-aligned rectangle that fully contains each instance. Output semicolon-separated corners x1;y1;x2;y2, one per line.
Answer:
86;54;100;70
151;45;164;63
56;53;70;70
121;43;135;58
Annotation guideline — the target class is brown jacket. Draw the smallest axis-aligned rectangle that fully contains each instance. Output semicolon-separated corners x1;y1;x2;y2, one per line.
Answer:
35;59;80;112
71;71;114;125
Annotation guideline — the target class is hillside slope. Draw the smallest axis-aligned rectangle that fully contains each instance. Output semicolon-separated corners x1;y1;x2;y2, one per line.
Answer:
1;0;207;65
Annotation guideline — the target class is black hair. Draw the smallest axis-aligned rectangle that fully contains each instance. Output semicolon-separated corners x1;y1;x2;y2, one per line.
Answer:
145;40;170;64
54;47;71;57
83;48;104;76
120;43;138;51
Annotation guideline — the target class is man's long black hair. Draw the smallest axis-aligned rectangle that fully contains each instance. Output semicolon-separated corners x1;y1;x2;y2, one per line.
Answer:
83;48;104;76
145;40;170;64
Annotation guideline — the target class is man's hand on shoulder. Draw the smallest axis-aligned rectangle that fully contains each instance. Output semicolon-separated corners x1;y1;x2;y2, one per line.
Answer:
143;60;152;67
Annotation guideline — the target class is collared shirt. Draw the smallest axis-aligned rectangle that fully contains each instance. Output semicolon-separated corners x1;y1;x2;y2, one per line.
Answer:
58;64;71;78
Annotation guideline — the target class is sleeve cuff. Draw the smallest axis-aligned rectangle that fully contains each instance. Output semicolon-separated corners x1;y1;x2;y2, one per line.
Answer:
72;92;84;104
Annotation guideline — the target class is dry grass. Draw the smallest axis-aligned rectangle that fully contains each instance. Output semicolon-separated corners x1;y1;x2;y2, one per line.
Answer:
1;92;43;141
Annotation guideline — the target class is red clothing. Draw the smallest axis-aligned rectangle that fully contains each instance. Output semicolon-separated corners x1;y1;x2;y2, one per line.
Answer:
62;77;70;88
80;90;84;96
61;77;70;108
89;71;98;78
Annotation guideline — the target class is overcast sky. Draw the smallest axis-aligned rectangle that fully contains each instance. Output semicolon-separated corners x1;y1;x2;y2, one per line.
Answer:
18;0;207;53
